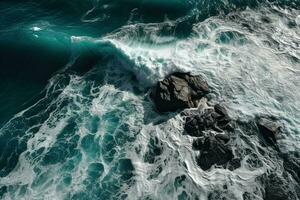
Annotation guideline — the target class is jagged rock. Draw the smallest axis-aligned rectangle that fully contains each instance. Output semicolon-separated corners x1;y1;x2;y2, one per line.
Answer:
196;134;233;170
257;118;281;145
215;133;230;143
184;104;233;137
192;138;204;150
151;72;209;113
151;73;238;171
227;158;242;171
282;152;300;184
264;173;299;200
192;133;230;151
214;104;229;117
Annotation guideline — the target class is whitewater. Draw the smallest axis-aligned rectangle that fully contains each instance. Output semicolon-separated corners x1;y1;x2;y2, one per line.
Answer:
0;0;299;199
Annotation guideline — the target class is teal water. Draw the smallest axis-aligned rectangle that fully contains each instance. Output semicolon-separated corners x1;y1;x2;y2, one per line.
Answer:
0;0;300;199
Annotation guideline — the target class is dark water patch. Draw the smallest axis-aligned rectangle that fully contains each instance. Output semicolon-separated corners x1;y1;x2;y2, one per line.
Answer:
0;186;7;198
81;133;101;159
67;48;102;76
1;0;300;40
0;29;70;82
0;74;70;177
0;79;42;125
144;137;163;164
42;119;80;165
0;0;191;38
101;134;118;164
0;1;93;27
0;27;71;124
174;175;187;189
86;158;135;200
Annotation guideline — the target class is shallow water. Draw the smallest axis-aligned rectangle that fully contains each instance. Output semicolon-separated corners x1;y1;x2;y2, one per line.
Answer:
0;0;299;199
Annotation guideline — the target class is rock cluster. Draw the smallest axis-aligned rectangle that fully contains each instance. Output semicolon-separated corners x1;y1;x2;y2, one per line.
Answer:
151;72;236;170
193;133;233;170
150;72;299;199
184;104;233;137
150;72;294;174
264;173;299;200
183;102;237;170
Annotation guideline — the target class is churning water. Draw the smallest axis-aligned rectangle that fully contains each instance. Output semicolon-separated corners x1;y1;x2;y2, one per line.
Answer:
0;0;299;199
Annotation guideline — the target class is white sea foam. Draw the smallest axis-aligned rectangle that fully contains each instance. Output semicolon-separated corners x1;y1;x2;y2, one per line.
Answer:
102;6;300;199
1;5;300;200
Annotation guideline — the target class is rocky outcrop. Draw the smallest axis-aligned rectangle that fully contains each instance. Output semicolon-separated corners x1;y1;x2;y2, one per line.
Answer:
150;72;209;113
257;118;281;145
150;72;237;170
149;72;298;183
193;133;233;170
282;152;300;184
184;104;233;137
264;173;299;200
182;100;236;170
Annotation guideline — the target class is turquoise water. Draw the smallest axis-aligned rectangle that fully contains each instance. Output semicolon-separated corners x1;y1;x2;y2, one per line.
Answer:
0;0;300;199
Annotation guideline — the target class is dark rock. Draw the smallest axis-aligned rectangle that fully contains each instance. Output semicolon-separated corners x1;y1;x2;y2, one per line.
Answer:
215;134;230;144
214;104;229;118
216;116;234;131
261;16;272;23
227;158;241;171
192;138;204;150
196;134;233;170
264;173;298;200
281;152;300;184
287;20;297;28
185;115;207;137
243;192;256;200
151;72;209;113
241;23;254;32
257;118;281;145
184;106;233;137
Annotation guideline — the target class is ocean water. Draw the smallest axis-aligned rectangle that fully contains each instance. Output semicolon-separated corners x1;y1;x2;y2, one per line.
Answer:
0;0;299;199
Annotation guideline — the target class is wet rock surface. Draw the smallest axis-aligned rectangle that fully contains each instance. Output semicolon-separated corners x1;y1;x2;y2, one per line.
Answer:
183;103;235;170
184;104;233;137
195;133;233;170
150;71;299;196
264;173;299;200
257;118;281;145
150;72;209;113
150;72;236;170
282;152;300;184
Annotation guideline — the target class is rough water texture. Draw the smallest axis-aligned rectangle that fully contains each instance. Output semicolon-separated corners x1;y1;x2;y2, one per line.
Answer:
0;0;300;199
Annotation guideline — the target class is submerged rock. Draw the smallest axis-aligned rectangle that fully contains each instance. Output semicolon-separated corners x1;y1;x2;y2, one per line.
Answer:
282;152;300;184
257;118;281;145
196;134;233;170
150;72;238;171
264;173;299;200
150;72;209;113
184;104;233;137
